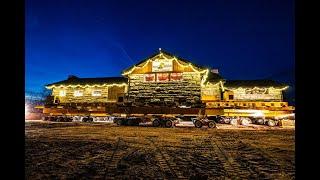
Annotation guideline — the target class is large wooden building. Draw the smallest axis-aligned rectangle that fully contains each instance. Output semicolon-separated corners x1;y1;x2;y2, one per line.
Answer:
46;49;289;108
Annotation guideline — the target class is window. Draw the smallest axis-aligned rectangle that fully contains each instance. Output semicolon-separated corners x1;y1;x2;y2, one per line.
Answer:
243;103;247;106
261;103;265;106
157;73;169;82
144;74;155;82
59;90;66;97
170;73;182;81
74;90;83;97
228;95;234;100
271;103;274;106
92;90;102;96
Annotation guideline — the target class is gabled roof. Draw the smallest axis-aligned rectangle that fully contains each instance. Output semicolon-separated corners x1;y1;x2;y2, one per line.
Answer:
46;76;127;87
224;79;287;88
122;49;207;74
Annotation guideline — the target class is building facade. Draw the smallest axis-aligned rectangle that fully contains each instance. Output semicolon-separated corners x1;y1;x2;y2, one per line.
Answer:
46;76;127;105
46;50;288;108
122;50;223;107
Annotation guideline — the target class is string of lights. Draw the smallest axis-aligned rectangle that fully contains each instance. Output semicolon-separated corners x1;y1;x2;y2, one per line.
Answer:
225;86;289;91
122;53;207;76
46;83;128;89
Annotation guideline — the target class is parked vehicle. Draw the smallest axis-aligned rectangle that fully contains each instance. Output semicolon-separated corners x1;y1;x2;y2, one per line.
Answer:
192;117;216;128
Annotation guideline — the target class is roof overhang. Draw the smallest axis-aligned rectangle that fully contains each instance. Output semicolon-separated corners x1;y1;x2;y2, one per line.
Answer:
122;50;207;76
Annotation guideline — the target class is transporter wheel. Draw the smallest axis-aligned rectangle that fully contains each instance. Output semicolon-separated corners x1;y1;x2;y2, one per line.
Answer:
247;118;253;124
135;120;140;126
91;117;97;122
152;119;160;127
224;118;231;124
165;120;173;128
216;116;223;123
230;118;238;126
73;116;80;122
57;117;64;122
194;120;203;128
256;119;264;125
87;117;93;122
240;118;250;126
127;119;134;126
208;121;216;128
117;119;123;126
267;120;276;127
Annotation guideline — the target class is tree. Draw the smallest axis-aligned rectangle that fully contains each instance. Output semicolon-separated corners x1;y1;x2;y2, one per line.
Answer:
39;87;53;105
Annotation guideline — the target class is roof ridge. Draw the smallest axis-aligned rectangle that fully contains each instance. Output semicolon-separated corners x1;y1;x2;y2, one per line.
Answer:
122;49;207;74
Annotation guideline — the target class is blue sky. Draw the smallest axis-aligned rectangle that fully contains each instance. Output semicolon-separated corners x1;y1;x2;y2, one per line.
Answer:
26;0;294;93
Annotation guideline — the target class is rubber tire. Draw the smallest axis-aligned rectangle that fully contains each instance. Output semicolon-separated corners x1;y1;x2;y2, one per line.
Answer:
216;117;223;123
267;120;276;127
256;119;264;125
152;119;160;127
230;119;238;126
208;121;216;128
224;118;231;124
127;119;134;126
165;120;173;128
57;117;63;122
117;119;123;126
241;118;250;126
73;116;79;122
194;120;203;128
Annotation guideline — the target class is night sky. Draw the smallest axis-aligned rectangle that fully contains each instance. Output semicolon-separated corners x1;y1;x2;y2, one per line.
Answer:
26;0;294;95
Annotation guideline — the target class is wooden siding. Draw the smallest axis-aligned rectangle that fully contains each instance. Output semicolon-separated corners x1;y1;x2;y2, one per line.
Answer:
52;86;126;103
227;88;283;101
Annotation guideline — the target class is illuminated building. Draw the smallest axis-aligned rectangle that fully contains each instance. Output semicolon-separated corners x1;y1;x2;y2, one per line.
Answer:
46;49;289;108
